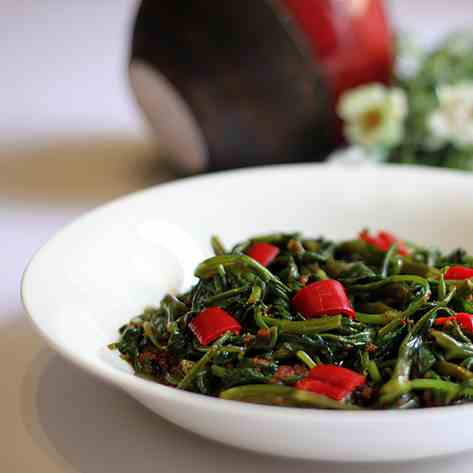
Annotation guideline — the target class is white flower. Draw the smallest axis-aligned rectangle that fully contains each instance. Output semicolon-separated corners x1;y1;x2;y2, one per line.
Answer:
337;84;408;149
429;82;473;148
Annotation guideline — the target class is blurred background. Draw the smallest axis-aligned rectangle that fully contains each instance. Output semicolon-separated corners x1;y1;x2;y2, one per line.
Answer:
2;1;473;471
2;1;473;206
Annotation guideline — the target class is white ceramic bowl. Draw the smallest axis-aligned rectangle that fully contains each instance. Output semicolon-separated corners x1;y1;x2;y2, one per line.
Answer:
22;164;473;462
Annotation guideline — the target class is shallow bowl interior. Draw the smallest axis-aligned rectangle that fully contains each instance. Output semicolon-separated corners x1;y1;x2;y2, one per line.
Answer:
22;164;473;462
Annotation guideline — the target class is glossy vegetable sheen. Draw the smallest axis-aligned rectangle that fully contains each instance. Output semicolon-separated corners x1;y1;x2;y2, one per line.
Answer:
445;266;473;280
247;242;280;267
296;365;366;400
292;280;355;319
189;307;241;346
112;230;473;410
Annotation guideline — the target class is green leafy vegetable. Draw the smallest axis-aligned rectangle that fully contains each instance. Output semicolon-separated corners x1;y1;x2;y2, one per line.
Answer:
112;230;473;409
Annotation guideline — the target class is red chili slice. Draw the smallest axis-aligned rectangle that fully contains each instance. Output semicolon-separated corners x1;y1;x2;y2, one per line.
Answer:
444;266;473;281
295;378;350;401
456;313;473;332
435;313;473;333
308;364;366;391
246;242;280;267
296;364;366;401
292;279;355;319
189;307;241;346
359;230;409;256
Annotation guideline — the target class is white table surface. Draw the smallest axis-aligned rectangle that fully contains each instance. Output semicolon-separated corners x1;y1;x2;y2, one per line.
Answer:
2;1;473;471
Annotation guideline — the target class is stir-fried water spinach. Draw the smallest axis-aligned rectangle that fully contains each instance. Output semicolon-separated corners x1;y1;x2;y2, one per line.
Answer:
111;230;473;409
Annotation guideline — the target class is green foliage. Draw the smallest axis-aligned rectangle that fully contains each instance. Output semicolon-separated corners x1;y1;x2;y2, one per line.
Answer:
340;33;473;170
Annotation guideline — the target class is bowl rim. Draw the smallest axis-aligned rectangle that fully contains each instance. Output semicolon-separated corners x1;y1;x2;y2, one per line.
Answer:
21;161;473;422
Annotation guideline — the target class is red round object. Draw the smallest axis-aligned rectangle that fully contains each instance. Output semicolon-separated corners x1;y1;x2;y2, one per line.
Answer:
282;0;393;100
444;266;473;281
247;242;280;267
292;279;355;319
189;307;241;346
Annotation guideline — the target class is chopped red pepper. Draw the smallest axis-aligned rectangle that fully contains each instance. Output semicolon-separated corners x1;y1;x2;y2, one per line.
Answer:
296;364;366;400
359;229;409;256
444;266;473;280
308;364;366;390
295;378;350;401
435;313;473;333
189;307;241;346
292;279;355;319
246;242;280;267
453;313;473;332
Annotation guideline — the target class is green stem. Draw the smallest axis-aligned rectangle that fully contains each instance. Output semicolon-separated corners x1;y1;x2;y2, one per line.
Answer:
220;384;360;410
377;316;404;339
355;311;399;325
431;330;473;360
351;275;430;297
177;333;231;390
443;287;457;305
195;255;291;297
143;321;166;350
400;260;439;278
251;233;300;244
366;360;383;384
367;360;382;384
435;360;473;381
254;307;269;329
296;350;317;369
352;275;431;338
358;302;394;314
408;378;460;403
321;330;374;348
211;235;226;256
378;306;445;405
247;285;263;305
438;271;447;301
262;315;342;334
360;351;382;383
381;244;398;278
161;294;188;323
206;286;248;305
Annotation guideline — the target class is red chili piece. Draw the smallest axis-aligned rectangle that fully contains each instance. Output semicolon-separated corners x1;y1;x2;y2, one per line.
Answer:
189;307;241;346
359;230;409;256
444;266;473;280
295;378;349;401
308;364;366;389
246;242;280;267
292;279;355;319
296;364;366;401
435;313;473;333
